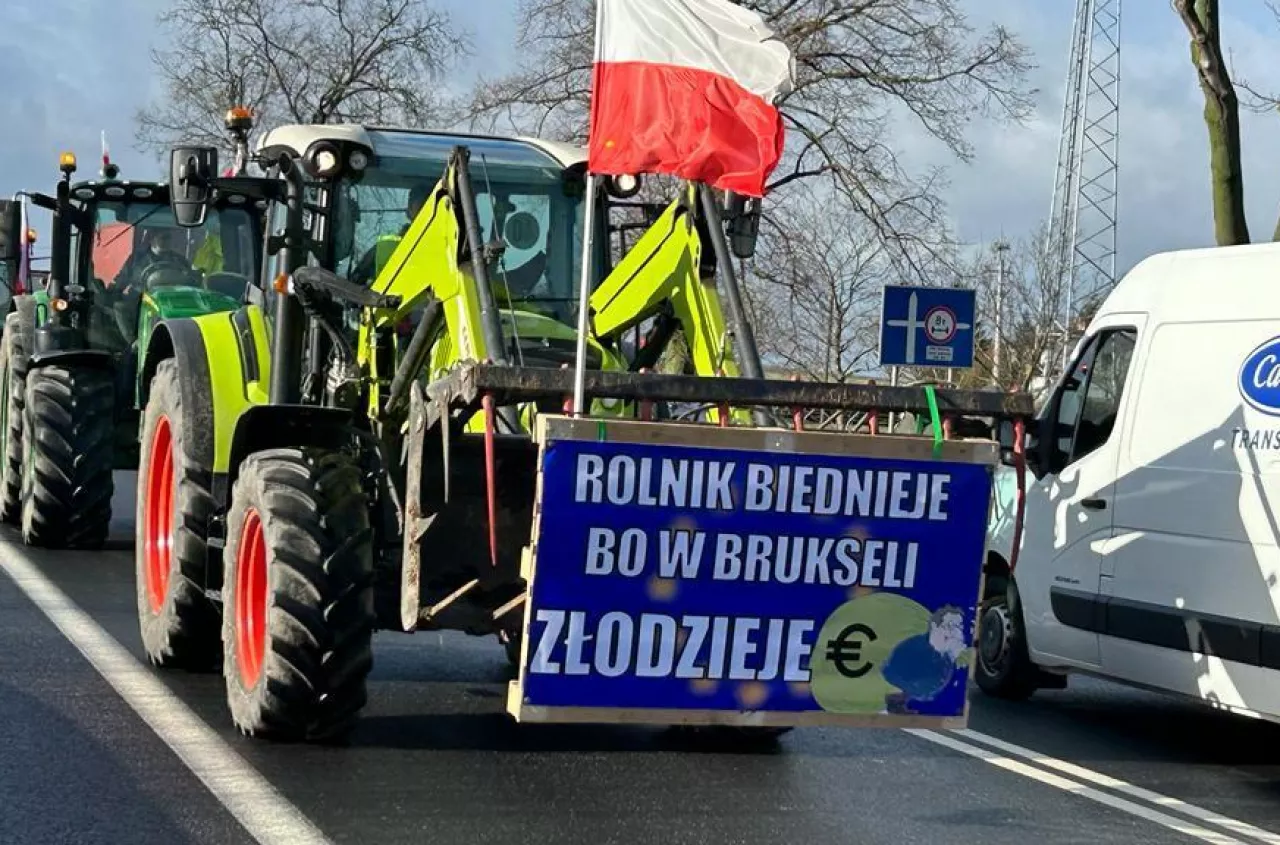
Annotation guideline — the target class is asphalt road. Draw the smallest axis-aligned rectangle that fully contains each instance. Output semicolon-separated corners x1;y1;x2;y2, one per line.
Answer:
3;473;1280;845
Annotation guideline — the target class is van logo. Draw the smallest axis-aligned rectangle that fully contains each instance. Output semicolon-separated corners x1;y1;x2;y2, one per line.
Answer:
1240;336;1280;415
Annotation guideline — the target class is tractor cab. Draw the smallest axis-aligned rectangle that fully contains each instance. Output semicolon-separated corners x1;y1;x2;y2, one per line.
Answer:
229;124;763;408
54;172;265;354
250;126;642;352
255;125;630;305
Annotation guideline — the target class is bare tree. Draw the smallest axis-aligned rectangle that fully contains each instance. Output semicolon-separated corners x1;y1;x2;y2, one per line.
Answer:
469;0;1034;274
975;225;1077;391
901;224;1084;392
748;197;894;382
1173;0;1252;245
136;0;469;156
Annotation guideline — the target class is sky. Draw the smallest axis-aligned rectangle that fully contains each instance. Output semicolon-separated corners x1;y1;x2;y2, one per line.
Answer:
2;0;1279;279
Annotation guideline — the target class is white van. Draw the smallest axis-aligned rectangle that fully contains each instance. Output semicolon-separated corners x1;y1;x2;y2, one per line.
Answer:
978;242;1280;723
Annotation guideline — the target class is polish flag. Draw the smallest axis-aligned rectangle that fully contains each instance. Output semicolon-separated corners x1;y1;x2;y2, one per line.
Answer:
587;0;794;198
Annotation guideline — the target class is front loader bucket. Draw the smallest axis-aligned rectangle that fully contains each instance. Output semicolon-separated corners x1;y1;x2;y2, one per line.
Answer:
399;382;534;635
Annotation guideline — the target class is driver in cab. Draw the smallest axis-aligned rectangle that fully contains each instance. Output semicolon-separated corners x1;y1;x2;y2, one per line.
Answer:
115;228;193;294
348;184;432;286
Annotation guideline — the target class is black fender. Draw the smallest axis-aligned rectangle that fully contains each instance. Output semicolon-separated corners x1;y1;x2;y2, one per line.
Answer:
139;319;218;478
223;404;354;509
28;348;115;371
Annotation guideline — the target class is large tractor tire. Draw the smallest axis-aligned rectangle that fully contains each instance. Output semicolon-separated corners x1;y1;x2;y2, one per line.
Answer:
20;364;114;549
136;359;222;671
0;312;30;523
222;447;375;742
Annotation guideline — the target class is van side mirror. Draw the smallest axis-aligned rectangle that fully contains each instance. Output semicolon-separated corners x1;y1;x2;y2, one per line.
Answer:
997;418;1045;475
723;192;761;259
169;146;219;228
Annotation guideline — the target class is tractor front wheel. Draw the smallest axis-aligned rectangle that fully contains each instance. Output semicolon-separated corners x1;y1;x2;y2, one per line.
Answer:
20;365;114;548
136;359;222;670
0;313;29;523
222;447;375;742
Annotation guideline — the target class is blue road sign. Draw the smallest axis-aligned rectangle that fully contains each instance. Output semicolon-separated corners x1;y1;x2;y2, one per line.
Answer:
517;434;992;721
879;285;977;369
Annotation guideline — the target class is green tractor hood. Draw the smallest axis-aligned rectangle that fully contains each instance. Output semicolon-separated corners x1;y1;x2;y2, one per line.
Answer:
144;285;242;319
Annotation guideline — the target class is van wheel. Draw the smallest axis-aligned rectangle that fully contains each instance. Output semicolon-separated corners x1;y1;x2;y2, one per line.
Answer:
974;578;1040;701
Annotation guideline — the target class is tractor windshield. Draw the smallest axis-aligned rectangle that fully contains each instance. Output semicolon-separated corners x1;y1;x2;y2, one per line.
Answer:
333;132;600;326
88;201;259;299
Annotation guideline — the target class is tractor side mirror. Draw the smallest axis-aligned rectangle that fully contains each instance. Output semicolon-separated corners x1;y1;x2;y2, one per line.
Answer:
723;192;761;260
0;200;16;297
0;200;18;264
169;146;219;228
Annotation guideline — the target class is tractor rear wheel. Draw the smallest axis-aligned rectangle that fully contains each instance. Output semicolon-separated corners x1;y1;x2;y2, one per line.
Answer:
0;313;29;523
222;447;375;742
20;364;114;549
136;359;221;670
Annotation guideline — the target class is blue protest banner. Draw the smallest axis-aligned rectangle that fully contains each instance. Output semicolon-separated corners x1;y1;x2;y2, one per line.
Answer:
513;420;995;726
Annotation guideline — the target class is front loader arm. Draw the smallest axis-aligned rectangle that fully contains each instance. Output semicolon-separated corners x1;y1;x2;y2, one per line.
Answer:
365;167;493;364
589;185;753;423
591;187;741;379
358;159;503;414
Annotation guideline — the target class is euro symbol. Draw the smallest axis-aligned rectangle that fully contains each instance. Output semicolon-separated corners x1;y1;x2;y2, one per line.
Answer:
825;623;877;679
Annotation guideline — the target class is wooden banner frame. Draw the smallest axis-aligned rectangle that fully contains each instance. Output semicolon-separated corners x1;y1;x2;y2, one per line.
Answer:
507;415;998;729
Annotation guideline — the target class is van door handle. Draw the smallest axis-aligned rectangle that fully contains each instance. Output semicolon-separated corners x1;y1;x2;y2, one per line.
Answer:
1081;498;1107;511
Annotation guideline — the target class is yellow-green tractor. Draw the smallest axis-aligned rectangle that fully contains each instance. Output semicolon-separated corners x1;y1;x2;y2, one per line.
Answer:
137;125;1031;741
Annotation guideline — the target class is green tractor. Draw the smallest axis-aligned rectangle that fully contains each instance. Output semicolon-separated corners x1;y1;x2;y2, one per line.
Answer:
132;124;1029;743
0;127;265;550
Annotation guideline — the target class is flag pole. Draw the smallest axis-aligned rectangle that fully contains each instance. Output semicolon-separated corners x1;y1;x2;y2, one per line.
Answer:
571;174;598;416
572;0;604;417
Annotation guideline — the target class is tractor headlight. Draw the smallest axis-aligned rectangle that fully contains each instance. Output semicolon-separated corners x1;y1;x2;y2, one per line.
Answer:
304;142;342;179
349;150;369;171
606;173;642;199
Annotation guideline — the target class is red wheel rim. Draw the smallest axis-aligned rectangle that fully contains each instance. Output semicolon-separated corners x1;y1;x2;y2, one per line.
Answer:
235;509;268;689
143;416;175;613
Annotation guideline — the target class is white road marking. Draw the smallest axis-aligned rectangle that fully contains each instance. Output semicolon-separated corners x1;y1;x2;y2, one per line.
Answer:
908;728;1259;845
0;548;334;845
954;728;1280;845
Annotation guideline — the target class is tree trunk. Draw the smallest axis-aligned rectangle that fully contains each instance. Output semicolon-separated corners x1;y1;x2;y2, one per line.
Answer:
1176;0;1251;246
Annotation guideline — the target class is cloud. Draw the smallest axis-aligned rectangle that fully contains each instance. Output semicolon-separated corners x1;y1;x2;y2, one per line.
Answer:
0;0;165;234
5;0;1279;281
921;2;1280;275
